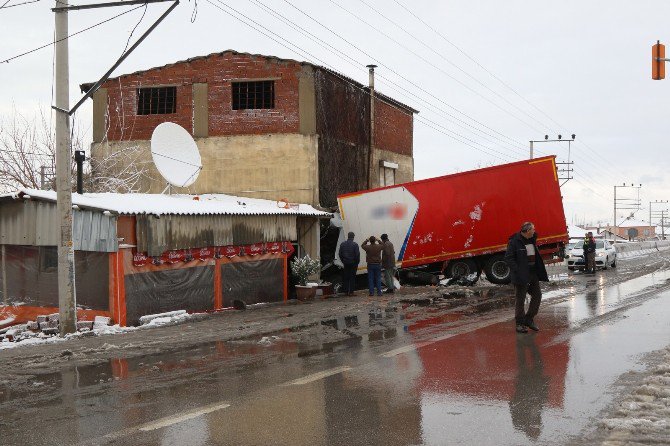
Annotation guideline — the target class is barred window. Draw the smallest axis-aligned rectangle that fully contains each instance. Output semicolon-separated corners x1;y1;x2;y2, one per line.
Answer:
232;81;275;110
136;86;176;115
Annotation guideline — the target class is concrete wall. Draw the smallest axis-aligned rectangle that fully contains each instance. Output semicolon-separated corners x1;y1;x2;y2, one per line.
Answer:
91;133;319;205
370;148;414;188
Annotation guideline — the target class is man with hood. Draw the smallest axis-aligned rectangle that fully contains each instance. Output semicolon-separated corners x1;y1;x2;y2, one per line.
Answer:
338;232;360;296
504;222;549;333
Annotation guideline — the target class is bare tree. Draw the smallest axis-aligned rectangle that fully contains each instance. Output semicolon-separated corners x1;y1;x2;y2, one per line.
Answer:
0;108;60;192
0;107;155;193
84;145;156;193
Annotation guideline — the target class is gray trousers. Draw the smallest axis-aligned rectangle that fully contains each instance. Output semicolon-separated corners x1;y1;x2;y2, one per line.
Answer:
514;271;542;324
383;267;395;291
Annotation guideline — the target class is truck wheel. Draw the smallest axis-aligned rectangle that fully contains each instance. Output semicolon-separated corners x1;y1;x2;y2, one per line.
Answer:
446;259;478;279
483;255;511;284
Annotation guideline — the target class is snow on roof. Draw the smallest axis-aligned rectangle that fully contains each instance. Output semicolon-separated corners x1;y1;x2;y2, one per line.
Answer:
596;219;654;228
567;224;588;239
2;189;332;218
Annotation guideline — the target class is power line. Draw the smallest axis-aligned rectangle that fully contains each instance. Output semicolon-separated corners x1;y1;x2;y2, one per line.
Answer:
392;0;624;182
278;0;533;156
357;0;555;134
0;0;41;9
327;0;546;135
0;2;146;64
206;0;522;163
250;0;530;160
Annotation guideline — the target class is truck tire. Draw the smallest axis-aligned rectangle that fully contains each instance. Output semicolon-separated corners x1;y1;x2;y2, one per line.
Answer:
483;255;511;284
446;259;478;279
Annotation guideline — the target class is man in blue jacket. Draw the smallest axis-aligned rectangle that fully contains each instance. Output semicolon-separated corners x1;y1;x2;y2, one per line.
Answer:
338;232;360;296
504;222;549;333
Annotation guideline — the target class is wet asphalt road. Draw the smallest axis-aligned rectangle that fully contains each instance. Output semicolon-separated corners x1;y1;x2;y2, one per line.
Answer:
2;265;670;446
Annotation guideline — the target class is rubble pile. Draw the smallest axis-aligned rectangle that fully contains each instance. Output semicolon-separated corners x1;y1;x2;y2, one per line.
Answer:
0;314;111;343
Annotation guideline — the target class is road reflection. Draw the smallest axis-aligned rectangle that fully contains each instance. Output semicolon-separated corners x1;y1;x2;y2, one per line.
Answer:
509;335;549;440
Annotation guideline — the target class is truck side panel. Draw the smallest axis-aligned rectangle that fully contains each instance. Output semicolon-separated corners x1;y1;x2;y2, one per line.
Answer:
338;156;568;271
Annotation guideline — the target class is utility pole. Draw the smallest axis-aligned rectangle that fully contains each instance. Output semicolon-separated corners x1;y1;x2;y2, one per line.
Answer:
54;0;77;335
613;183;642;241
529;134;575;186
366;64;377;190
649;200;668;239
50;0;179;335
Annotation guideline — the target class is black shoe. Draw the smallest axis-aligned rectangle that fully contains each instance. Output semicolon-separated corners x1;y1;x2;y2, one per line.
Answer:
525;320;539;332
516;324;528;333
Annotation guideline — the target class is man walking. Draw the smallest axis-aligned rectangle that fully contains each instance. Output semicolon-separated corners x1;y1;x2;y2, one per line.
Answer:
381;234;396;293
362;236;384;296
583;232;597;274
338;231;360;296
504;222;549;333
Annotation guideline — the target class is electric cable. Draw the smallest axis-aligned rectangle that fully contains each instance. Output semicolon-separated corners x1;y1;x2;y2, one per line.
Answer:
207;0;519;162
357;0;555;133
393;0;624;180
327;0;546;135
0;3;146;64
250;0;532;160
279;0;533;153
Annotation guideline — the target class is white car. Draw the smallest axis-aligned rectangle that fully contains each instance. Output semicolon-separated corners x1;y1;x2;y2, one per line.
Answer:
565;240;617;271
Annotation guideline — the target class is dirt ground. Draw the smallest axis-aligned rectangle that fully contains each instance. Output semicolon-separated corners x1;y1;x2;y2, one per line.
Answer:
1;250;669;398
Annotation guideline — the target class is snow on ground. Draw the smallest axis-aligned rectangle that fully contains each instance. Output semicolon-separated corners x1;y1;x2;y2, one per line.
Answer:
597;346;670;443
0;312;205;350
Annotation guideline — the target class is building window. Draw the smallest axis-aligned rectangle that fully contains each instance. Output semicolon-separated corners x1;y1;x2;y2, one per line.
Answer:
136;86;177;115
232;81;275;110
379;160;398;187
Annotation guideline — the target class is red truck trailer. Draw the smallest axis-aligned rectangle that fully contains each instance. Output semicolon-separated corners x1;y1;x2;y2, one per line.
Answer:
336;156;568;284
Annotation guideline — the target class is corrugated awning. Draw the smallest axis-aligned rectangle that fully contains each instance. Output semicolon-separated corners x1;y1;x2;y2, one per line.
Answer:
2;189;333;219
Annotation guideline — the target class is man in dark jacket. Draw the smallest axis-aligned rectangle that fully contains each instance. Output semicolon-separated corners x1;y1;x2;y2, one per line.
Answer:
583;232;597;274
381;234;396;294
362;236;384;296
338;232;360;296
504;222;549;333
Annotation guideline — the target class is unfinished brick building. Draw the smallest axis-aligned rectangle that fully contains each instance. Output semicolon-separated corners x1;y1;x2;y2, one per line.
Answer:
81;50;416;209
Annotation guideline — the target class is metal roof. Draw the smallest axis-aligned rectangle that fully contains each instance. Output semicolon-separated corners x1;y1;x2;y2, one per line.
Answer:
1;189;332;219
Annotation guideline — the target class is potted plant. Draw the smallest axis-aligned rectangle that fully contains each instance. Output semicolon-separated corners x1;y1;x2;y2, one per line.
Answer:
291;255;321;301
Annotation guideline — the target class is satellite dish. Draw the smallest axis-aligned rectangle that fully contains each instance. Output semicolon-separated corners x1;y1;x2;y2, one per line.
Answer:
151;122;202;189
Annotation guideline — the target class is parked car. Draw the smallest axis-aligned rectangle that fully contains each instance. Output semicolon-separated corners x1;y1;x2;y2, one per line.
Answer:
565;239;617;271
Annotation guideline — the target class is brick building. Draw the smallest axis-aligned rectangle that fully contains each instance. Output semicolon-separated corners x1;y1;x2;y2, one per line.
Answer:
81;50;417;209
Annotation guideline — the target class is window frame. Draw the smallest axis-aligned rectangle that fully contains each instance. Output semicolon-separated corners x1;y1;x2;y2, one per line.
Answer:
136;86;177;115
231;80;275;110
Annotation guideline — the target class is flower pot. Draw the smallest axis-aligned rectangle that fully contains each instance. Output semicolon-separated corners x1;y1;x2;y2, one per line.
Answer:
295;285;317;301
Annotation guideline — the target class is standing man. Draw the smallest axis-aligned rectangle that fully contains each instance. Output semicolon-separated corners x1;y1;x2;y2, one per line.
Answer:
338;231;360;296
504;222;549;333
362;236;384;296
381;234;396;294
583;232;597;274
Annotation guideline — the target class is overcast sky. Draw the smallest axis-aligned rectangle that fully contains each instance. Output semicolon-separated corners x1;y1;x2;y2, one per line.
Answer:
2;0;669;225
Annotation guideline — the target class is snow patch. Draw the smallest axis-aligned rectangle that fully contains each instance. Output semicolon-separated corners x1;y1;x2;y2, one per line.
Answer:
464;235;473;248
469;203;485;221
452;220;464;226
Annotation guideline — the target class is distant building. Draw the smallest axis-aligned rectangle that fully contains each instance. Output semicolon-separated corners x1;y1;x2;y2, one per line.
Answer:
81;50;417;209
600;219;655;241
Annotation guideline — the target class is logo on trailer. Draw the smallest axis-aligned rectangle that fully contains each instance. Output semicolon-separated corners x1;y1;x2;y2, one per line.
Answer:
371;203;408;220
